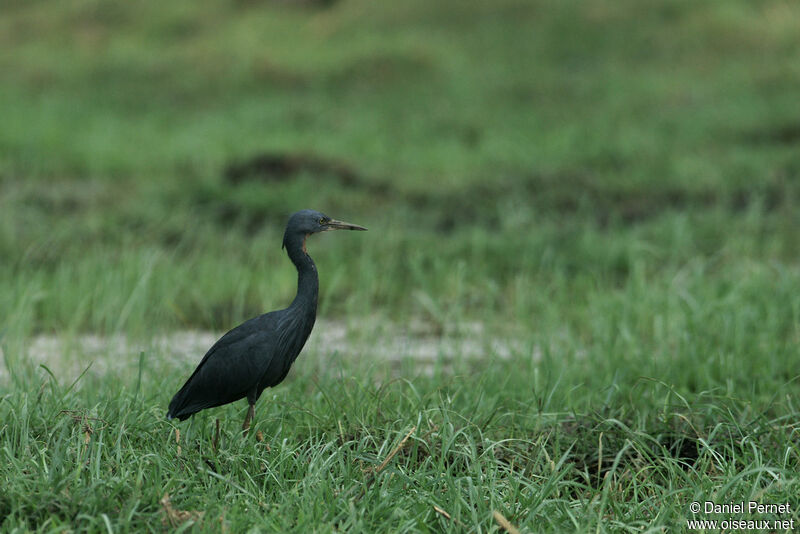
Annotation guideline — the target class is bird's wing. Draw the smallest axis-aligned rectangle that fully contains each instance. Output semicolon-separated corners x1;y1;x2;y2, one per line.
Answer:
195;312;276;371
168;313;281;417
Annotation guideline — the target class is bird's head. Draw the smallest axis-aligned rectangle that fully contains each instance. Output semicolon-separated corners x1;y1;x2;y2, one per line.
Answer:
283;209;367;250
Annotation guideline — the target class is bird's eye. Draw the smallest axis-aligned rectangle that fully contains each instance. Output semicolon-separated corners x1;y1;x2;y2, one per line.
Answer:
319;218;325;224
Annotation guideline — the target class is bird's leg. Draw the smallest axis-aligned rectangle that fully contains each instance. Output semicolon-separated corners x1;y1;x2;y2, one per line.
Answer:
213;418;220;450
242;403;255;437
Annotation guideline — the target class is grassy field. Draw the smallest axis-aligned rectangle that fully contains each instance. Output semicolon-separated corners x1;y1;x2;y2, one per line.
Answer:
1;0;799;531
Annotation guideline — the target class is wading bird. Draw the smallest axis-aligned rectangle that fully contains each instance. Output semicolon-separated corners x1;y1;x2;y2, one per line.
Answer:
167;209;366;435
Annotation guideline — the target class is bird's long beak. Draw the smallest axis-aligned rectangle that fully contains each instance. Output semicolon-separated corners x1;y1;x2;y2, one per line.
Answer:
326;219;368;231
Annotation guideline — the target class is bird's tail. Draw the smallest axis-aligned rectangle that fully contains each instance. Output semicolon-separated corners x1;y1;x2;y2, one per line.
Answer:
166;385;195;421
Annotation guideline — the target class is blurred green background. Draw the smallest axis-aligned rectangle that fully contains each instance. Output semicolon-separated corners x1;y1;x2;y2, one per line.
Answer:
1;1;799;531
1;0;798;339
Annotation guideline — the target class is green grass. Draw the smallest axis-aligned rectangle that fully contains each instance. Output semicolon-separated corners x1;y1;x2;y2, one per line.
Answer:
1;295;798;531
1;0;799;531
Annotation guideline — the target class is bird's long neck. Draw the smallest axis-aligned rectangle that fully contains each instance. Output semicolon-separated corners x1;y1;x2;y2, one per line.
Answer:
284;232;319;315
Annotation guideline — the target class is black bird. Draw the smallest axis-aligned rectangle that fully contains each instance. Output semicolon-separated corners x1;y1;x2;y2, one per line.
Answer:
167;209;366;434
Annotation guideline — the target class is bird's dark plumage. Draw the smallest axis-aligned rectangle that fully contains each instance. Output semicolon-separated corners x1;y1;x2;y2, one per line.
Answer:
166;210;366;425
